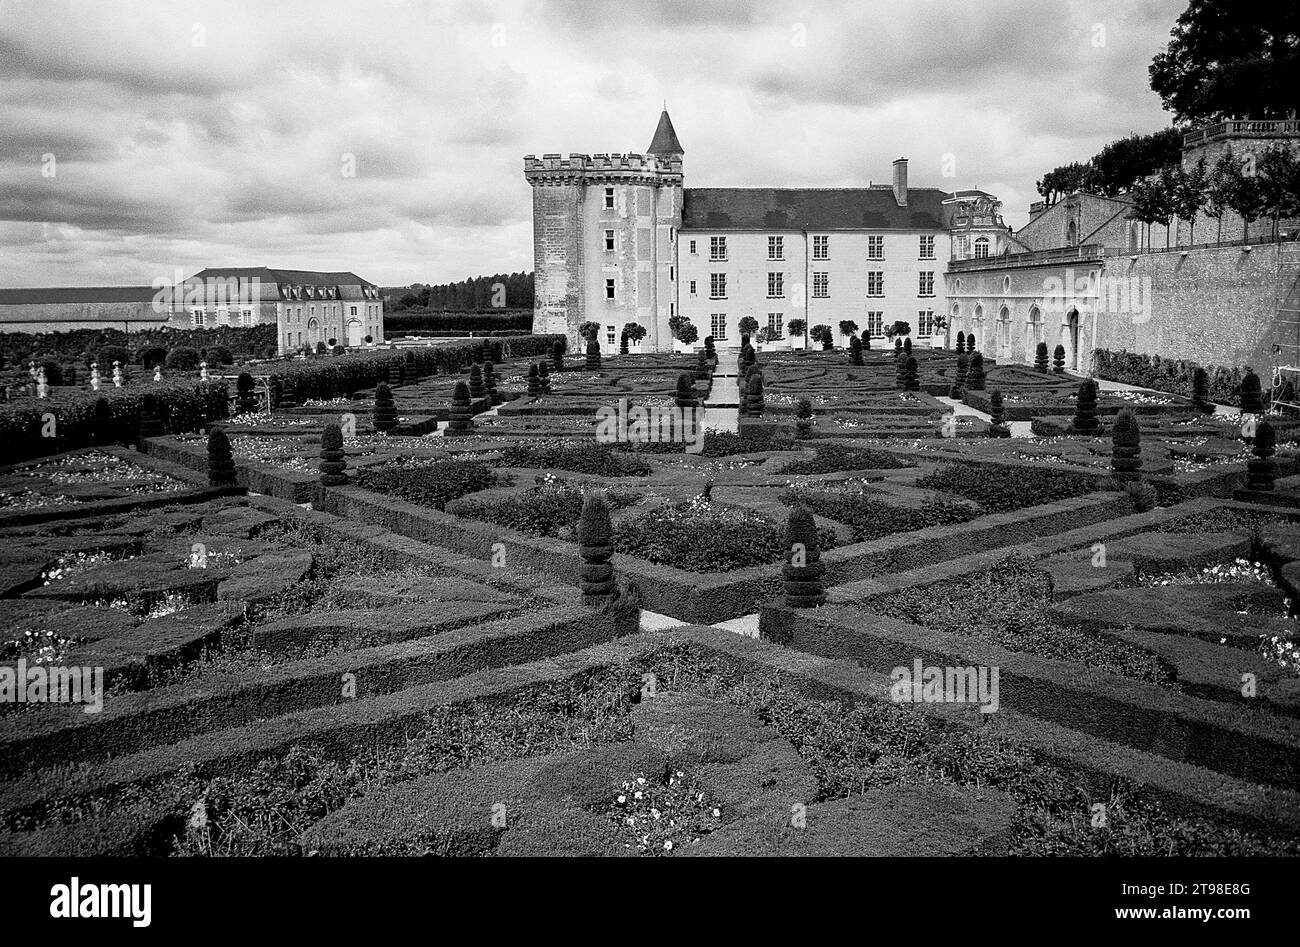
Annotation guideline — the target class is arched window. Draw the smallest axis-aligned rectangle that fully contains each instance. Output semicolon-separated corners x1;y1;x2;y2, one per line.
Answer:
1067;220;1078;247
974;237;990;259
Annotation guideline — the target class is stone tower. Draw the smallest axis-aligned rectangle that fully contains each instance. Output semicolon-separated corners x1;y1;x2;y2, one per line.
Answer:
524;110;684;353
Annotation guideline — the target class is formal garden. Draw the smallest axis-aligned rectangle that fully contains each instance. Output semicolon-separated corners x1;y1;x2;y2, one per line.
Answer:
1;330;1298;857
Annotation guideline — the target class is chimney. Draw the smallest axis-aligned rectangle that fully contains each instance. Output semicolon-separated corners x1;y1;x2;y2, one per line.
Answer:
892;158;908;206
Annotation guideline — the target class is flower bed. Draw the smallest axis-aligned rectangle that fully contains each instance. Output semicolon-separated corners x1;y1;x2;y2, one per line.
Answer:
357;458;505;511
453;478;642;539
915;462;1099;513
784;480;975;542
496;441;651;477
612;497;836;573
781;443;915;475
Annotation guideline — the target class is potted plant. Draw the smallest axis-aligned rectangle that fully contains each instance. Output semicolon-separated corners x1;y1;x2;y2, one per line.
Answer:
737;316;760;344
787;318;807;350
838;320;859;348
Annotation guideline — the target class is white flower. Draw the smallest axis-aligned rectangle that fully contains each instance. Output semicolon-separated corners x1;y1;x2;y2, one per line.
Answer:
617;795;626;804
651;808;661;820
664;840;673;850
634;791;643;800
712;808;721;817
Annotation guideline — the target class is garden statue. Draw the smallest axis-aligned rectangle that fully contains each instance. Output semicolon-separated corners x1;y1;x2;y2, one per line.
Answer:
200;360;210;382
112;361;123;388
90;361;101;392
154;366;162;383
36;369;48;399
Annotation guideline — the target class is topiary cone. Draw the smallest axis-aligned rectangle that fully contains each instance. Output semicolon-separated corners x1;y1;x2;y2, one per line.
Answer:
585;337;602;369
967;352;985;391
1247;420;1277;490
746;370;765;416
552;339;565;373
782;505;826;607
674;373;698;410
373;382;398;433
795;397;814;438
538;361;552;395
236;372;257;414
1240;369;1264;415
1110;408;1142;482
469;364;486;401
955;331;966;354
849;335;864;366
1034;342;1049;374
483;361;501;405
1073;378;1099;433
950;353;968;398
318;422;347;485
445;381;474;437
904;356;920;392
903;337;913;357
577;492;617;605
1192;367;1212;414
988;389;1010;437
1052;344;1066;375
208;428;237;486
526;362;541;397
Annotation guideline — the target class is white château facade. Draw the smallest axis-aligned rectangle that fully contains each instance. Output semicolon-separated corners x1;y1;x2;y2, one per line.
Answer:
525;110;1010;352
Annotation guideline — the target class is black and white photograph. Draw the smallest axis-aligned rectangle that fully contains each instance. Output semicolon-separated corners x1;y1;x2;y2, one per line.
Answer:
0;0;1296;930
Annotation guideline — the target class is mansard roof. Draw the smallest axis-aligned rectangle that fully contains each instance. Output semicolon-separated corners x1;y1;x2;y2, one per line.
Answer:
0;286;156;305
680;187;951;231
647;110;684;155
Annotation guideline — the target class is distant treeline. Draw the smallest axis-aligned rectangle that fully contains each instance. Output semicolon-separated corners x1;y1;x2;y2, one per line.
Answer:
384;310;533;334
387;272;534;311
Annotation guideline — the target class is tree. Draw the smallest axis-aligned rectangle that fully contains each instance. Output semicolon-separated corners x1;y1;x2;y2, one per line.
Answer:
579;321;601;341
738;316;760;338
678;321;699;345
787;318;807;338
1205;148;1245;242
1224;153;1265;240
1156;164;1184;247
1090;129;1184;196
838;320;858;338
1150;2;1300;125
1256;143;1300;241
1173;156;1208;245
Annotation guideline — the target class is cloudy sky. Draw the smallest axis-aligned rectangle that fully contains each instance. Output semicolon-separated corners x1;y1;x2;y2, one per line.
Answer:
0;0;1186;288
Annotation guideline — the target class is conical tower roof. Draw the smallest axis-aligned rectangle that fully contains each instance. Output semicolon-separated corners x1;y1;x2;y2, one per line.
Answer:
647;109;684;155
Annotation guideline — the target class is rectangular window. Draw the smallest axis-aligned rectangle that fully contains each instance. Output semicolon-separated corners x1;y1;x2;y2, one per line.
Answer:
919;235;935;259
604;229;615;252
812;235;829;260
919;271;935;297
689;280;697;296
866;311;884;336
350;305;358;316
605;278;616;301
710;273;727;299
767;312;783;336
767;272;784;298
710;313;727;339
768;236;784;260
812;271;829;298
669;265;674;281
192;309;205;327
709;236;727;261
867;272;884;297
868;235;884;260
604;187;615;209
689;239;697;255
606;325;616;346
918;310;936;336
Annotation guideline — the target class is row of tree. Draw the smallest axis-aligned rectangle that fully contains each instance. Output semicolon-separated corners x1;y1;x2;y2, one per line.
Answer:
1129;144;1300;246
1036;129;1184;204
389;272;534;311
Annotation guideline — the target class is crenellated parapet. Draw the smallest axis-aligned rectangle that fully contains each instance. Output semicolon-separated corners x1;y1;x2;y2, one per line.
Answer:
524;151;682;186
